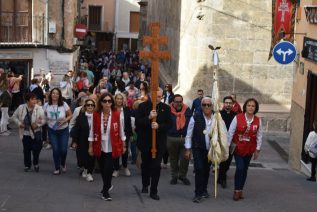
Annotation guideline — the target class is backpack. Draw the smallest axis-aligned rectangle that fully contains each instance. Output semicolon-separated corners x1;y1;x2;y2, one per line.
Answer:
76;80;83;91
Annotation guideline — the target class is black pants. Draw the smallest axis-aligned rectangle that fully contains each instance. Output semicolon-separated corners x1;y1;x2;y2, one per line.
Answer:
141;151;162;195
98;152;113;194
113;139;129;170
22;135;42;168
192;148;211;197
77;140;94;174
10;92;23;112
218;153;234;182
310;156;317;178
162;151;168;164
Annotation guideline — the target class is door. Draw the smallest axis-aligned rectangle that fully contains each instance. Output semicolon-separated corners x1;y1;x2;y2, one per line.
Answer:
302;70;317;159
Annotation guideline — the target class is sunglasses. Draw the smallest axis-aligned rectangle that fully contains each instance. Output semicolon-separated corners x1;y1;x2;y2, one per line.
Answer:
174;101;182;104
86;104;95;107
202;104;212;108
101;99;112;104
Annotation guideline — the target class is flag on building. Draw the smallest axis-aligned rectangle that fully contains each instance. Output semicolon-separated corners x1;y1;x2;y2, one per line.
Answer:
268;0;296;60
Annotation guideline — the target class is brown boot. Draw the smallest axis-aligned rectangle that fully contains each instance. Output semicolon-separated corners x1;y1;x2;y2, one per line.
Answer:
233;191;240;201
239;191;244;199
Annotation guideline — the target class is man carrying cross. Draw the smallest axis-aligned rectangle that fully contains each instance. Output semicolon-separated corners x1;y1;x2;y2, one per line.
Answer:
135;22;171;200
135;88;171;200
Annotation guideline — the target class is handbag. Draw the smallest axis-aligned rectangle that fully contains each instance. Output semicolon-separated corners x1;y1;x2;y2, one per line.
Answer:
26;107;42;142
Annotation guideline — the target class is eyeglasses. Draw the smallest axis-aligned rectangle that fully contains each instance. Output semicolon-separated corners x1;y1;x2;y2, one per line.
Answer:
85;104;95;107
224;102;233;104
174;101;182;104
101;99;112;104
202;104;212;108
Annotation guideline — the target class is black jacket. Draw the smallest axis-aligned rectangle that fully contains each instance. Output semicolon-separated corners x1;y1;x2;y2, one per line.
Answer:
122;107;133;139
70;111;90;149
135;101;171;153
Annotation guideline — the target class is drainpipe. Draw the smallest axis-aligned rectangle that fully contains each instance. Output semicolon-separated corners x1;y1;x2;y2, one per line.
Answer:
45;0;48;45
61;0;65;47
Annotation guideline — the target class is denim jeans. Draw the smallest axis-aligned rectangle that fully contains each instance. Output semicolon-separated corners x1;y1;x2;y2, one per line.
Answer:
48;127;69;170
192;148;211;197
234;154;252;190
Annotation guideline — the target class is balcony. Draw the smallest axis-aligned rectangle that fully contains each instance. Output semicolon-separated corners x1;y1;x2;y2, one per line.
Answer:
0;12;45;45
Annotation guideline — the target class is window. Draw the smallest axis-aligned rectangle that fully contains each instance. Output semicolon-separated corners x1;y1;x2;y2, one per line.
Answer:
0;0;31;42
88;6;102;31
130;12;140;33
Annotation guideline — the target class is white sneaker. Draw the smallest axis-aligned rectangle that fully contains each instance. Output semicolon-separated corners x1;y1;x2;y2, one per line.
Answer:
86;173;93;182
81;169;87;178
123;168;131;176
112;170;119;177
45;144;52;150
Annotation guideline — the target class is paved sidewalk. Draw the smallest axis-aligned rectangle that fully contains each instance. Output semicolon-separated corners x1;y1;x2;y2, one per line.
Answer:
0;129;316;212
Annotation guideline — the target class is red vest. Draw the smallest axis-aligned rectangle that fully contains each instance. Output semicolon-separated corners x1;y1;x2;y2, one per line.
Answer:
233;113;259;156
92;111;123;158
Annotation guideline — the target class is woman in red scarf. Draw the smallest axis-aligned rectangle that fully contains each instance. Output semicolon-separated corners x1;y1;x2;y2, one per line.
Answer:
228;98;262;201
88;93;126;201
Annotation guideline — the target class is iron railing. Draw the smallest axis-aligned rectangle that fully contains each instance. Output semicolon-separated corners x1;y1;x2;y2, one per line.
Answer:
0;12;45;44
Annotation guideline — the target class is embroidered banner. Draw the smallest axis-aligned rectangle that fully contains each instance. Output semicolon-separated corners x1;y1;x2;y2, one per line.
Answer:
268;0;296;60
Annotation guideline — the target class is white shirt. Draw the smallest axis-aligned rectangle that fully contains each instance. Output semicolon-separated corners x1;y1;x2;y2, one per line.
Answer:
227;115;263;150
185;114;213;150
304;131;317;158
44;102;70;130
88;111;126;153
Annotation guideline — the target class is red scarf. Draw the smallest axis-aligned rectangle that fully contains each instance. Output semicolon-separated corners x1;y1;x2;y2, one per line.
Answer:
170;104;188;130
92;111;123;158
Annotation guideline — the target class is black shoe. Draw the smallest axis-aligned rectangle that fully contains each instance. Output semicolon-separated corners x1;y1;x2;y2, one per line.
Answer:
101;193;112;201
192;196;202;203
150;193;160;200
141;186;148;193
24;167;31;172
34;165;39;172
307;177;316;182
179;177;191;185
170;177;177;185
201;191;210;198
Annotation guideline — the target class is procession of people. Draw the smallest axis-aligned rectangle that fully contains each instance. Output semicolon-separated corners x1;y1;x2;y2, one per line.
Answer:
0;49;264;203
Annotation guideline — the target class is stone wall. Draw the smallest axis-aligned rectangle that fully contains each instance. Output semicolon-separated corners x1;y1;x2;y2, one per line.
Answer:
141;0;293;106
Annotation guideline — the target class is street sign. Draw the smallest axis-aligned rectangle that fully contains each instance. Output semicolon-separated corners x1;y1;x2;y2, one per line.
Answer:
273;41;297;65
74;24;87;39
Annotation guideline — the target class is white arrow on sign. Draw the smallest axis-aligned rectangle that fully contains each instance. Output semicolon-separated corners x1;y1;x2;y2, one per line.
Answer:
276;48;293;62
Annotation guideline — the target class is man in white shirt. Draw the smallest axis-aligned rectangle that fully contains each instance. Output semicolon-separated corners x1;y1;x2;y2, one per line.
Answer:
184;97;213;203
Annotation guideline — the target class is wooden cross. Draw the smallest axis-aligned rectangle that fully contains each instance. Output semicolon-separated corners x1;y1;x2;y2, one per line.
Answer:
139;22;171;158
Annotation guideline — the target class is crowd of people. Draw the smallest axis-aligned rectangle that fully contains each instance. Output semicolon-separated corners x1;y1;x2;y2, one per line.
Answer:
0;49;266;203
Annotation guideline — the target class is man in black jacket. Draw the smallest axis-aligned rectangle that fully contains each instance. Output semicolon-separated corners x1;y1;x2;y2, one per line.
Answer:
135;88;171;200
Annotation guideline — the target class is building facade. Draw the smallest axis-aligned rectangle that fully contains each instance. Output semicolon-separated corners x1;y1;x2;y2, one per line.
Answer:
0;0;79;88
80;0;115;52
290;0;317;172
114;0;140;51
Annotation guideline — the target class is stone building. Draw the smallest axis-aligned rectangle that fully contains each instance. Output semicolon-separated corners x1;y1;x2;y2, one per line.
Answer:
139;0;294;132
0;0;79;87
289;0;317;173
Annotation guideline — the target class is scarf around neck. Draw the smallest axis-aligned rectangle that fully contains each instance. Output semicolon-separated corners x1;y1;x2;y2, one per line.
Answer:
170;103;188;130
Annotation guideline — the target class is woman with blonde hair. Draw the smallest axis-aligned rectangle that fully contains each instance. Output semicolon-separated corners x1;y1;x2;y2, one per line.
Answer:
112;92;132;177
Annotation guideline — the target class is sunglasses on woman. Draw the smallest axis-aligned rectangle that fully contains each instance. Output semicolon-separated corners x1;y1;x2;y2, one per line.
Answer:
101;99;112;104
86;103;95;107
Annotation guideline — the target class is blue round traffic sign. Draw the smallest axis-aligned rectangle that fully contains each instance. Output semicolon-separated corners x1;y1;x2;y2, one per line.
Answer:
273;41;297;65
